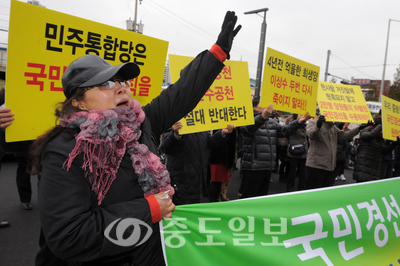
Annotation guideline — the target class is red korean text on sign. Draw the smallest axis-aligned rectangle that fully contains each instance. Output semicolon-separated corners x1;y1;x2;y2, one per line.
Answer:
130;76;151;97
24;62;67;92
270;75;288;90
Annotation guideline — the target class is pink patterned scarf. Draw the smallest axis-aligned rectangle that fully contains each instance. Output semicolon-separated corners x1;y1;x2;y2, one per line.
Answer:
59;100;174;205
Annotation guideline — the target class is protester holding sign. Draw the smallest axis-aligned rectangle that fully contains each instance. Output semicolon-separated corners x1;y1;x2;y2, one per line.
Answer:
0;87;10;228
29;11;241;266
353;117;398;182
159;121;234;204
333;122;349;181
208;125;237;202
306;115;364;189
240;99;310;198
0;88;35;211
285;114;309;192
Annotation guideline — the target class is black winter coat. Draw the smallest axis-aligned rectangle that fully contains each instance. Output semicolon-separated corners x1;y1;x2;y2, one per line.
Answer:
209;129;237;168
36;50;224;266
241;110;302;171
159;129;226;200
336;139;347;163
286;127;308;159
353;125;396;182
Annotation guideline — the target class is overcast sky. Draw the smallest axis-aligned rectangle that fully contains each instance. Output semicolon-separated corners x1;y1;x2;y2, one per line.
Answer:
1;0;400;84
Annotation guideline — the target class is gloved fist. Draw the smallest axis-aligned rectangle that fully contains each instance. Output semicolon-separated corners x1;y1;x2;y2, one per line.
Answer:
374;117;382;126
359;120;373;130
316;115;325;128
216;11;242;60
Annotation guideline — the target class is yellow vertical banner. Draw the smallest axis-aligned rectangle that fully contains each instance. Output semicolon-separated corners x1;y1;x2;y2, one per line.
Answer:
318;81;373;123
169;54;254;134
260;48;319;116
381;95;400;141
6;0;168;142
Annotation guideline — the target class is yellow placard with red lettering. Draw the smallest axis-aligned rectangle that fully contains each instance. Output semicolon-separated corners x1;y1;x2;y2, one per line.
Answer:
6;0;168;142
169;54;254;134
260;48;319;116
381;95;400;141
318;81;373;123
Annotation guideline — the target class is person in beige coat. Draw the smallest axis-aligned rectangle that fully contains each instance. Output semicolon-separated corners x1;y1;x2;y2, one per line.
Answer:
305;114;366;189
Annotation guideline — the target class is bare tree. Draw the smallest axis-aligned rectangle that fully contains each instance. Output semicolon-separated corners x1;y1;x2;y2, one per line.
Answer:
365;83;379;102
388;64;400;101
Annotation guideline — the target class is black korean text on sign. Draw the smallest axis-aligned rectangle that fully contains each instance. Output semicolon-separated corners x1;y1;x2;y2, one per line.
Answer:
44;23;147;66
184;109;205;126
65;28;84;55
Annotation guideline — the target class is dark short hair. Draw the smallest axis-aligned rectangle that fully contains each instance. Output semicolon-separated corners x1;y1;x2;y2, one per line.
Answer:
252;98;260;107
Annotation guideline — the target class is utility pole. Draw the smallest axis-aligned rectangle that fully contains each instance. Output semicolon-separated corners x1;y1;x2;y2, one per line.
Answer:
126;0;144;34
324;50;331;82
245;8;269;101
380;19;400;102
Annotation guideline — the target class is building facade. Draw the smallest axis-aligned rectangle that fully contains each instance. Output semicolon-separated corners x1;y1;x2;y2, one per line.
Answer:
354;78;391;98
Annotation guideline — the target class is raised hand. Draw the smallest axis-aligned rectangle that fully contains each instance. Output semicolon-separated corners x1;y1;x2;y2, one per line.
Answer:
216;11;242;59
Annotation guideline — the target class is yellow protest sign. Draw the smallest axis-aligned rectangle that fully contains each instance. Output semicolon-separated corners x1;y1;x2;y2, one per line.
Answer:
318;81;373;123
6;0;168;142
260;48;319;116
381;95;400;141
169;54;254;134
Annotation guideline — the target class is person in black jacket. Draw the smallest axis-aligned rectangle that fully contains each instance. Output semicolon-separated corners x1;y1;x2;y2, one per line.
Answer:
0;87;34;210
333;123;348;181
29;11;241;266
159;121;234;204
208;126;236;202
353;117;398;182
0;87;10;227
394;145;400;177
239;99;310;198
285;114;308;192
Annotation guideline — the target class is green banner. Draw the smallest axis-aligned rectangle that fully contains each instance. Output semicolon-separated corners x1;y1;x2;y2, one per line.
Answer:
161;178;400;266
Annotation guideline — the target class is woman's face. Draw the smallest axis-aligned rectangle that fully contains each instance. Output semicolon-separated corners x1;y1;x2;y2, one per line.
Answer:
72;76;132;111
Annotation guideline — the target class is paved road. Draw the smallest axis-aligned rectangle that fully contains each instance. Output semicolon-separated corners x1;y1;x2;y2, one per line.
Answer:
0;156;355;266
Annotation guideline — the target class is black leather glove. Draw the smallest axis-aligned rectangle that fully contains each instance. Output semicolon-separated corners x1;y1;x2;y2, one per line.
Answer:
316;115;325;128
359;120;374;130
374;117;382;126
216;11;242;60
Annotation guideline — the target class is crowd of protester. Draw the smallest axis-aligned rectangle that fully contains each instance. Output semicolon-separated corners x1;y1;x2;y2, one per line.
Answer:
245;107;399;196
173;105;399;205
158;99;399;206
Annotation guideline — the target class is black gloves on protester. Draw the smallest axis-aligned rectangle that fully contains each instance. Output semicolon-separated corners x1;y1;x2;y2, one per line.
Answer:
316;115;325;128
216;11;242;60
359;120;374;130
374;117;382;126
